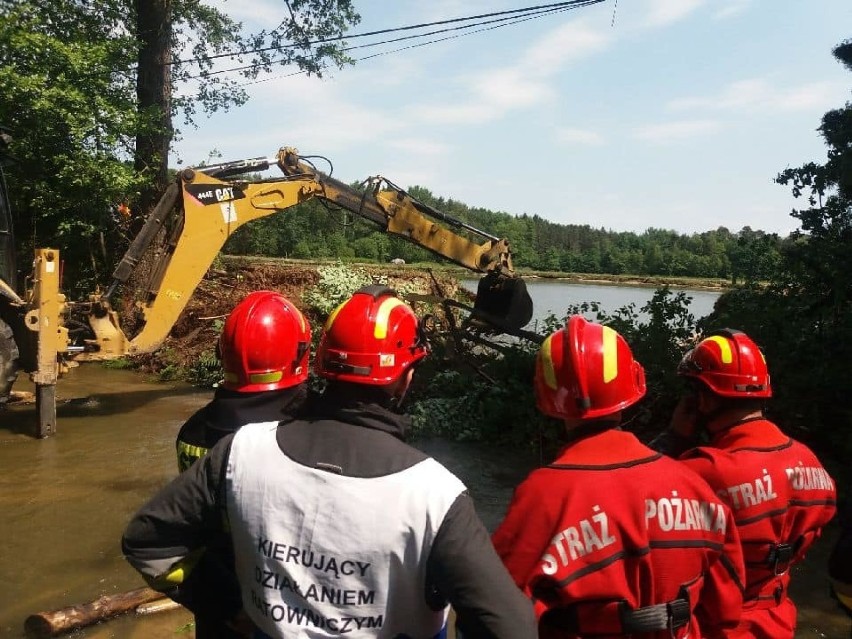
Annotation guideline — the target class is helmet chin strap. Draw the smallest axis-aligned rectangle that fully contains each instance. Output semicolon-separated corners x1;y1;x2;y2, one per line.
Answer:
388;368;415;412
695;408;713;434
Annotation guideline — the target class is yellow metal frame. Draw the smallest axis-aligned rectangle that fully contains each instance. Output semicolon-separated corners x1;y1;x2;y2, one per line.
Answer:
25;248;69;383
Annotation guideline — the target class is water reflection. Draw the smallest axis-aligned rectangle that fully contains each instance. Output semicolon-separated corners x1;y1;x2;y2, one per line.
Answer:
462;279;722;328
0;367;206;638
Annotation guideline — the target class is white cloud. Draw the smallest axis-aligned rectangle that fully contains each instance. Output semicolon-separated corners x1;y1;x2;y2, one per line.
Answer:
408;0;514;23
175;71;406;164
204;0;287;29
556;127;605;146
642;0;706;27
411;20;610;126
712;0;754;20
520;20;610;71
410;102;494;126
634;119;723;142
667;78;845;114
776;82;844;111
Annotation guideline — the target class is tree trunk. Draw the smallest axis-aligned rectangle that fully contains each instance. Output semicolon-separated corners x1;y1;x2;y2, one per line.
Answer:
134;0;173;219
24;587;167;638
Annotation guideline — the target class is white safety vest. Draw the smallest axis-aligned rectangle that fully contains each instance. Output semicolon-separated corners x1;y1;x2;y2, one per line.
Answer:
226;422;466;638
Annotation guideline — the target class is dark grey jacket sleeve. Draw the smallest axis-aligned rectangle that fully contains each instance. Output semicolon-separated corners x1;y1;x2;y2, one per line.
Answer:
121;434;239;620
427;493;537;639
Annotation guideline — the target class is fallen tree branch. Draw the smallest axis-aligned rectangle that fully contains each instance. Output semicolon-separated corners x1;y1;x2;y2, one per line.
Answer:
24;587;178;638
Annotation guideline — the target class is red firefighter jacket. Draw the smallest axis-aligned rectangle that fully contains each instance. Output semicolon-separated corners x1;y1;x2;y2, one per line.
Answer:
679;418;837;639
492;428;745;639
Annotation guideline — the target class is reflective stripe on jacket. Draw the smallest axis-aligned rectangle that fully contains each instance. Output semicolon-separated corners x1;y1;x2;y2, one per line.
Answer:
680;419;837;638
492;428;745;639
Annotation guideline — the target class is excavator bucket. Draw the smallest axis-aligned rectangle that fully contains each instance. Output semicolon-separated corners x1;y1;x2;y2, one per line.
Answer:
472;272;534;331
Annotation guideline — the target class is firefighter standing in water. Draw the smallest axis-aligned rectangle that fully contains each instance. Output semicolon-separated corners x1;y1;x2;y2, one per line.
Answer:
124;285;535;638
492;315;746;639
654;328;837;638
172;290;312;638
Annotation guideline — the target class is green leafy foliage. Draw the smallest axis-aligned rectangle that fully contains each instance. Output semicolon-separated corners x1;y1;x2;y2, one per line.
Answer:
186;350;223;388
0;0;360;292
702;39;852;462
100;357;136;370
0;1;142;292
408;339;558;448
407;288;700;449
303;262;375;316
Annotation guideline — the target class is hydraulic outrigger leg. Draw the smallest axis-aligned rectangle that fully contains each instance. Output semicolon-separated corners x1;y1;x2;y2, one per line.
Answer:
25;249;69;438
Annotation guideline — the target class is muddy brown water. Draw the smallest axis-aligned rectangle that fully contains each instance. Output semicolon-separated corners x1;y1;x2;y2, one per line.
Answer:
0;365;848;638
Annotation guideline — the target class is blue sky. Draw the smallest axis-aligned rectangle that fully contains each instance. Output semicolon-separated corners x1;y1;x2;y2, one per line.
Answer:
172;0;851;236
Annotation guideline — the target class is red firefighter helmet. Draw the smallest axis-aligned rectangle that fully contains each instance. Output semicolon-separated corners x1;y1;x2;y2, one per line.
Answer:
677;328;771;398
316;285;428;386
219;291;311;393
534;315;646;420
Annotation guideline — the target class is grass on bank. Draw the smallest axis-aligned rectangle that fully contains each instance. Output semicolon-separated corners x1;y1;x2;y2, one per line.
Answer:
219;254;733;291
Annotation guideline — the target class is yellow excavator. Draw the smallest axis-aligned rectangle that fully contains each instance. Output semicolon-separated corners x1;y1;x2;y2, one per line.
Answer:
1;146;533;437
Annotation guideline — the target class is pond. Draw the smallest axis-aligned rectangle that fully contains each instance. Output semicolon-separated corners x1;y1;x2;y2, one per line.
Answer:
462;279;722;327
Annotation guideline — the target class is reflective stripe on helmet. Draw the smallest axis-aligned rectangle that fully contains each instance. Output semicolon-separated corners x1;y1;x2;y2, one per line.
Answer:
324;301;347;332
249;371;284;385
602;325;618;383
225;370;284;385
219;290;312;393
294;307;307;332
540;334;558;390
704;335;733;363
374;298;406;339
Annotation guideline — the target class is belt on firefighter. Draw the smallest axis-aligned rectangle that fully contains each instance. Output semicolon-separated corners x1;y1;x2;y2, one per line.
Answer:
765;541;797;575
744;580;786;610
539;598;692;635
621;599;691;634
743;537;803;574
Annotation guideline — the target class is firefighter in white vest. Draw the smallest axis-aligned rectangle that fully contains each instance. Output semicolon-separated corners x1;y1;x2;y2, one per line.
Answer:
123;285;535;639
173;290;313;638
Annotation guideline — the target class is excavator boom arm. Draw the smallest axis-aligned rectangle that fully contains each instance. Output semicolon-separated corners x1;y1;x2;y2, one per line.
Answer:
293;163;514;274
79;147;531;359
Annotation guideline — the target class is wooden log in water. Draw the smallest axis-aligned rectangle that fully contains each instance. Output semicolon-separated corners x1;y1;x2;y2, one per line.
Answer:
136;597;182;615
24;587;170;638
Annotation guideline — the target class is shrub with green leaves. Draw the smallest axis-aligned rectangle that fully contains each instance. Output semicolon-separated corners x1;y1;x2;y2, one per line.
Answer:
303;263;374;316
408;288;700;450
186;350;223;389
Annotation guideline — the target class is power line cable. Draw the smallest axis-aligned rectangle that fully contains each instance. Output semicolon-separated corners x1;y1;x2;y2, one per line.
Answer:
189;1;600;83
191;4;570;79
174;0;604;68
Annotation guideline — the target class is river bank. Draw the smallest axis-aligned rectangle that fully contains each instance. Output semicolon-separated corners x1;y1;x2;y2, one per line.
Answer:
222;255;733;291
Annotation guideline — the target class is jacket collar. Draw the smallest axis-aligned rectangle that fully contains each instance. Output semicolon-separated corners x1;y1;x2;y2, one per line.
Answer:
311;391;411;440
709;418;790;450
207;385;307;433
553;428;659;467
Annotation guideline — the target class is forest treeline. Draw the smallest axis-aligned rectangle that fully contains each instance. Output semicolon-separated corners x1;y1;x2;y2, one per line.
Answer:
222;185;780;284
